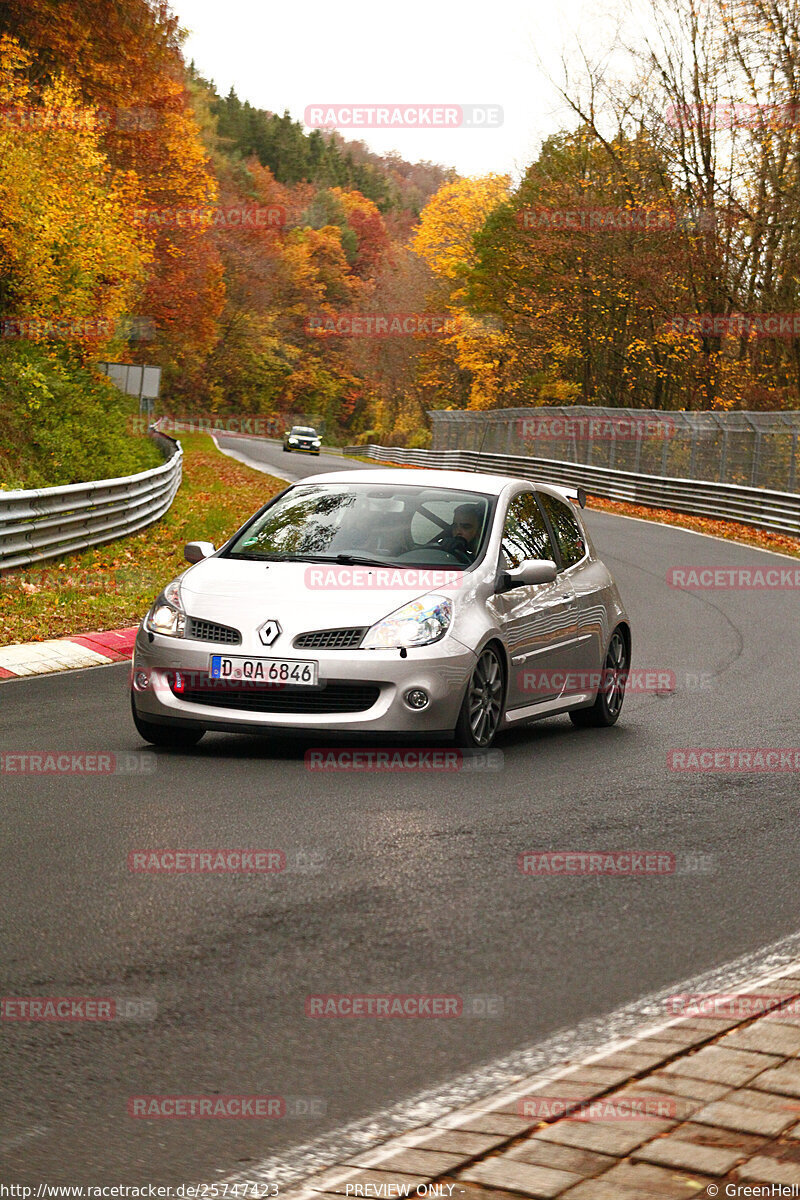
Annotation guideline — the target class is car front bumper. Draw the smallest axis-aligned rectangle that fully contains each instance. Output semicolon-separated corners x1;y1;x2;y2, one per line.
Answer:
131;627;476;735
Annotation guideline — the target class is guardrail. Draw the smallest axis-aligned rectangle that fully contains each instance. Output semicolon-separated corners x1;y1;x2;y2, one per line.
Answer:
429;406;800;494
342;444;800;538
0;428;183;570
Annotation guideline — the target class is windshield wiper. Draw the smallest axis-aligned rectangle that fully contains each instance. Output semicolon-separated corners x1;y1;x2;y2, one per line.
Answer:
310;553;392;567
226;551;392;566
226;551;296;561
335;553;391;567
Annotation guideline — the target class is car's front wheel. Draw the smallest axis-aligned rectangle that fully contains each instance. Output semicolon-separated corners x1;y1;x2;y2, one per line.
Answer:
454;645;505;748
569;627;629;728
131;695;205;748
283;445;290;453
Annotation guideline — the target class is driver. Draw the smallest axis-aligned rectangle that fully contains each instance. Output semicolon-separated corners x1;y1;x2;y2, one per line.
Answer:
427;503;483;561
451;504;482;554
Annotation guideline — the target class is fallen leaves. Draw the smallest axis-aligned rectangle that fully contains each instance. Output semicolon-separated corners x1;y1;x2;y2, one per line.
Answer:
586;496;800;558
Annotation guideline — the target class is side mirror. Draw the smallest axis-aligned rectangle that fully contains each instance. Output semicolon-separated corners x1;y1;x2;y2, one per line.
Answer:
184;541;215;563
497;558;558;592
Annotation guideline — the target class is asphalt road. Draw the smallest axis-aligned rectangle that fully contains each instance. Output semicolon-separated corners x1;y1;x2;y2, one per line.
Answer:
2;441;800;1185
213;437;376;482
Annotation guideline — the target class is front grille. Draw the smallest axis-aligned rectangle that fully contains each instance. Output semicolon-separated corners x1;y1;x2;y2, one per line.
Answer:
294;627;367;650
171;676;380;714
186;617;242;645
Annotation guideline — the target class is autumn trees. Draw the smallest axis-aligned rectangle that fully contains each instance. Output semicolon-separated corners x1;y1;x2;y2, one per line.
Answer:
407;0;800;416
0;0;466;461
508;0;800;410
0;0;225;389
5;0;800;486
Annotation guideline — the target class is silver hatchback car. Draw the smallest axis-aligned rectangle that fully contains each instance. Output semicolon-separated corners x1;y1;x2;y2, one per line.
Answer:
130;468;630;749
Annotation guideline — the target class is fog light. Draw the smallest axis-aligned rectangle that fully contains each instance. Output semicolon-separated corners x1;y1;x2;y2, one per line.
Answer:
405;688;429;710
133;670;150;691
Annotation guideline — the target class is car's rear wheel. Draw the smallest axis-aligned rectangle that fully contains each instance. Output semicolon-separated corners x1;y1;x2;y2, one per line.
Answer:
569;627;629;728
131;695;204;748
455;645;504;748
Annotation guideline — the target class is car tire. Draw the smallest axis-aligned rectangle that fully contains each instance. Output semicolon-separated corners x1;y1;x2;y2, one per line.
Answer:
131;695;205;748
454;645;505;749
569;627;629;728
283;446;290;453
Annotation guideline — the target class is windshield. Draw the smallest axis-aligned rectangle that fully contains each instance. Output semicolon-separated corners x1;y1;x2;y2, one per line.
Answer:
290;427;317;435
226;483;495;568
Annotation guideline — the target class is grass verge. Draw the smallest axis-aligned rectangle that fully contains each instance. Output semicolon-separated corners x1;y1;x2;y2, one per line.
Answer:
0;434;284;646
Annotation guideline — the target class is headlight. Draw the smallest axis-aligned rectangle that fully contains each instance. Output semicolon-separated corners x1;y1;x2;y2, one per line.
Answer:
144;577;185;638
288;437;298;444
362;594;452;649
312;438;321;445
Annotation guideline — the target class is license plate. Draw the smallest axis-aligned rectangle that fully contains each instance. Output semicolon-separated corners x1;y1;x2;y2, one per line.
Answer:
209;655;318;686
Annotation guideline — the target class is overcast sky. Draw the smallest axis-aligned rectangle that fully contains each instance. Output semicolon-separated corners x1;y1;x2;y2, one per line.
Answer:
172;0;628;179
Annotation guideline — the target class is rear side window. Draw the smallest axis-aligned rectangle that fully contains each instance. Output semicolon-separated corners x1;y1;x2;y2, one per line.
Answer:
538;493;586;568
501;492;554;568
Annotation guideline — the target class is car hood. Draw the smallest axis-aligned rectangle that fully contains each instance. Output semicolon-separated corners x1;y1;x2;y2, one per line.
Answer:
179;557;467;633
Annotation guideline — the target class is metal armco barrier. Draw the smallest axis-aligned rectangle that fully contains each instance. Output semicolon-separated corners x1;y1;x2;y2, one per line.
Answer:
342;444;800;538
0;428;183;570
429;406;800;494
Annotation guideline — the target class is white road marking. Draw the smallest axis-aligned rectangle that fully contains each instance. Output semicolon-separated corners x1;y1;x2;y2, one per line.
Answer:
213;929;800;1189
211;436;299;482
586;505;800;561
0;1125;49;1155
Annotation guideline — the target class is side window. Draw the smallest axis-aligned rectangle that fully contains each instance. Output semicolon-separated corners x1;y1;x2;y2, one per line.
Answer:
501;492;555;568
538;493;586;568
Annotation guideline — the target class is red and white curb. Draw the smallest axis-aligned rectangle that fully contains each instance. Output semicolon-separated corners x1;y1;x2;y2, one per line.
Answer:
0;626;138;680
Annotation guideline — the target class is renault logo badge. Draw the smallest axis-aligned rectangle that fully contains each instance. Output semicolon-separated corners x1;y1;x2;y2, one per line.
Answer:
258;619;281;646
